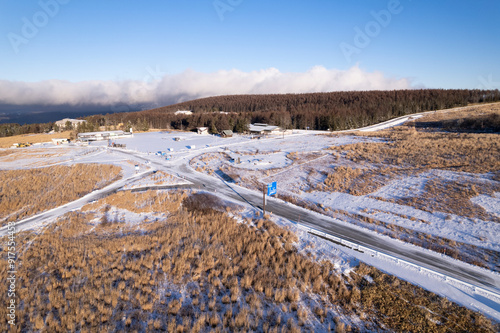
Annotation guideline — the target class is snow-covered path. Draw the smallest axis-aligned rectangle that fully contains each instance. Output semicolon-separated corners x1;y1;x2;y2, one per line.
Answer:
0;168;155;234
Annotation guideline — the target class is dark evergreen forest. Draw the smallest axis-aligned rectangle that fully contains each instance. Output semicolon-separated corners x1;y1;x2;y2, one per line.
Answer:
1;89;499;137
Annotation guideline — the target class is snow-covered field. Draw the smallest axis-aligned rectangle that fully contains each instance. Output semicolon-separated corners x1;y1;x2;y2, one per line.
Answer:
2;127;499;322
183;131;499;257
92;131;253;154
122;170;190;190
472;193;500;217
303;171;500;253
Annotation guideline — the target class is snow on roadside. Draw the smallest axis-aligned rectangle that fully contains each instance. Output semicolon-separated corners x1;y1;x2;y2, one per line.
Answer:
359;114;423;132
304;190;500;252
255;209;500;322
340;243;500;321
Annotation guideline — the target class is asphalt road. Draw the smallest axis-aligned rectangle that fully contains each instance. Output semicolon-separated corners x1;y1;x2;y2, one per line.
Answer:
165;161;500;294
84;148;500;295
2;113;499;298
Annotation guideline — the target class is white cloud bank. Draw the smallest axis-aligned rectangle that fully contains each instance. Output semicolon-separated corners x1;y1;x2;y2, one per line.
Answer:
0;66;413;107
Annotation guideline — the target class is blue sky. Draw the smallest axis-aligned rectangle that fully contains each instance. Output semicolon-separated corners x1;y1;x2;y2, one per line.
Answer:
0;0;499;108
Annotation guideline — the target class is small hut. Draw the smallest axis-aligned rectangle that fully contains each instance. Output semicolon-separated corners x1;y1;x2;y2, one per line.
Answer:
220;130;233;138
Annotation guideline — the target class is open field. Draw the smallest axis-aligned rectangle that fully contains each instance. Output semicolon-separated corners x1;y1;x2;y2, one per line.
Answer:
327;129;500;218
1;190;495;332
0;148;71;161
1;103;498;330
0;164;122;226
122;171;189;190
188;107;500;271
0;131;73;148
410;102;500;132
0;147;108;170
337;129;499;175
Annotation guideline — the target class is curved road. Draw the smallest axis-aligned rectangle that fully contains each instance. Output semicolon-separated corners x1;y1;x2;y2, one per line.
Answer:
170;161;500;294
113;150;500;295
3;107;500;300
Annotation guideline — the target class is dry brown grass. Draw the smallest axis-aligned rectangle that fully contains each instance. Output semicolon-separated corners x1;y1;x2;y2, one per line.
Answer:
326;127;500;221
355;263;496;332
396;177;500;222
0;164;122;225
320;166;400;196
141;170;179;185
83;189;186;216
0;150;14;158
0;148;70;164
0;190;495;332
0;131;73;148
325;126;500;217
286;151;324;163
411;102;500;132
333;128;499;174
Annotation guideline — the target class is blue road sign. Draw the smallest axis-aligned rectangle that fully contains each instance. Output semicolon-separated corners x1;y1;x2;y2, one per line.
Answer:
267;182;277;196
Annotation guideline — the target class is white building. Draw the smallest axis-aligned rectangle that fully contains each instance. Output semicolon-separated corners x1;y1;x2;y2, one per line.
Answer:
77;130;132;142
174;110;193;115
248;123;281;135
197;127;209;135
51;138;69;145
55;118;86;129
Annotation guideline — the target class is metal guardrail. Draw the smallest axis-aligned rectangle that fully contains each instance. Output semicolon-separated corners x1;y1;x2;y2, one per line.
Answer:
294;223;500;301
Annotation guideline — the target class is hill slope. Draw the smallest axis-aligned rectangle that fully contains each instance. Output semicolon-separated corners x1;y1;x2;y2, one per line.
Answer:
90;89;500;132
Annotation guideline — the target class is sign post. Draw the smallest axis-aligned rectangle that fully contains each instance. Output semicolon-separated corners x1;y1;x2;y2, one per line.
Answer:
263;184;266;216
263;182;277;216
267;182;277;196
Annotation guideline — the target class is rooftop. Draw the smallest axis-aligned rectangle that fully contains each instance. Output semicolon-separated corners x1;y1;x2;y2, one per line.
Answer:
248;124;280;132
77;130;125;136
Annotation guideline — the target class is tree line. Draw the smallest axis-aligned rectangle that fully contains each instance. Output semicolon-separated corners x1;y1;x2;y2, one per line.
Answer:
1;89;499;137
88;89;500;133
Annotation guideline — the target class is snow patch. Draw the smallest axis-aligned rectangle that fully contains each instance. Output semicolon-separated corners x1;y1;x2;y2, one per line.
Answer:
471;193;500;217
304;190;500;252
228;152;292;170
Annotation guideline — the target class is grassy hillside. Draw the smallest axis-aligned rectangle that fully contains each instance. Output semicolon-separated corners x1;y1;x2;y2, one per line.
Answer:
88;89;500;133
